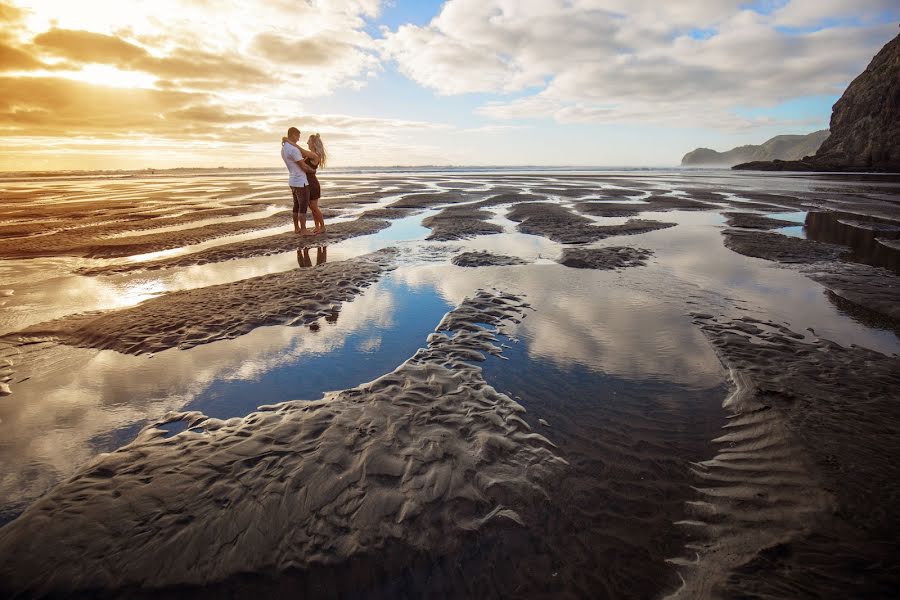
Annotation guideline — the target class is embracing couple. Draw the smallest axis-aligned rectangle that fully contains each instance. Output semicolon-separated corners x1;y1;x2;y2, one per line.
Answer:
281;127;327;235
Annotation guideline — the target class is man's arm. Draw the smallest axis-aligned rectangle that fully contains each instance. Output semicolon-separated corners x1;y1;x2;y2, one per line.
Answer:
296;159;315;174
284;140;318;162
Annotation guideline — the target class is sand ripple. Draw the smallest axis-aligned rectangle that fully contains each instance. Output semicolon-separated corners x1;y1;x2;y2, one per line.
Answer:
669;315;900;598
7;248;397;355
76;217;389;276
0;290;565;596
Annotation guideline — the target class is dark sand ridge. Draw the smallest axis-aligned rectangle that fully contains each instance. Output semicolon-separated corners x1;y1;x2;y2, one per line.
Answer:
6;248;398;355
388;191;467;209
507;202;676;244
713;187;900;220
592;187;647;199
471;192;545;206
0;290;567;597
722;228;848;263
0;203;281;242
559;247;653;270
807;262;900;324
359;206;420;220
722;213;800;230
669;315;900;598
799;194;900;222
877;237;900;251
432;181;491;190
75;217;390;276
721;228;900;326
805;211;900;273
0;351;11;397
576;195;717;218
0;209;308;260
421;205;504;241
836;218;900;232
541;186;605;198
0;180;283;218
451;251;529;267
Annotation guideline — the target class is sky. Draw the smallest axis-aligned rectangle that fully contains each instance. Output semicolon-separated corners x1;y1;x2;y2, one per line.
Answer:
0;0;897;171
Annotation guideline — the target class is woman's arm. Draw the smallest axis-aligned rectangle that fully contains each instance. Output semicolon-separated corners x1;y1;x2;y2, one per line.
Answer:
299;147;319;161
281;137;319;161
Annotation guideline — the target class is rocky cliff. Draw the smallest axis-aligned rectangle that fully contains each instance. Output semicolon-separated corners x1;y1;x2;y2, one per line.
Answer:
734;32;900;172
681;130;829;167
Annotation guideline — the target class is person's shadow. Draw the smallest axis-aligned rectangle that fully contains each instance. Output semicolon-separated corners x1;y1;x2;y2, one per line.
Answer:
297;246;327;268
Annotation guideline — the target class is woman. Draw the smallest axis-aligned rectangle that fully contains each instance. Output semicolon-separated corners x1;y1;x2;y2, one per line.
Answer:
282;133;327;235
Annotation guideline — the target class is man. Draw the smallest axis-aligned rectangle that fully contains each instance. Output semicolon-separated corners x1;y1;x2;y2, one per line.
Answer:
281;127;318;235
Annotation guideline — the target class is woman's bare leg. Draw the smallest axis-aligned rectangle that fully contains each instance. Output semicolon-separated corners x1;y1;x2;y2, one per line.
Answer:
310;200;325;233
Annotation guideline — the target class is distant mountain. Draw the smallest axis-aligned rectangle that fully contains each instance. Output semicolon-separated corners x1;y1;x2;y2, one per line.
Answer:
735;32;899;172
681;130;830;167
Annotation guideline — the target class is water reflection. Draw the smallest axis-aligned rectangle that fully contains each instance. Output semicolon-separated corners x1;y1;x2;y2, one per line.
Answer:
0;275;452;524
804;211;900;273
297;246;328;268
2;170;898;593
399;208;899;357
0;209;436;334
398;262;726;389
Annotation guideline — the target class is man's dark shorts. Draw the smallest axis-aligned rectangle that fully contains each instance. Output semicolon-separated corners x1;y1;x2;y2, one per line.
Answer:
290;185;309;214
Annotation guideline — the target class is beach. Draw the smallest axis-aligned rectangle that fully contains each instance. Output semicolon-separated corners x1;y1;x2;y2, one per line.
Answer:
0;168;898;598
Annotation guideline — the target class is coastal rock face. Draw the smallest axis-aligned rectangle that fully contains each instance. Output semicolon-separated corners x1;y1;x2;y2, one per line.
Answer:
681;130;829;167
735;32;900;172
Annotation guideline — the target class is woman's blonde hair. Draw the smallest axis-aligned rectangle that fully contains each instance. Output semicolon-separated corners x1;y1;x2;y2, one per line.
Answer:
309;133;327;168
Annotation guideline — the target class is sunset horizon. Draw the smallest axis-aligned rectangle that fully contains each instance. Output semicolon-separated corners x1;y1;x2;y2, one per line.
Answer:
1;1;898;171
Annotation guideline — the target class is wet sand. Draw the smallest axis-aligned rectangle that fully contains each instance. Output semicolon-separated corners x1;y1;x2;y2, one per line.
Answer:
0;169;898;598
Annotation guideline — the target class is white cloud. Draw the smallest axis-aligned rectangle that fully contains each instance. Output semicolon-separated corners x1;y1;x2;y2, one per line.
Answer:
13;0;386;97
772;0;897;27
381;0;899;128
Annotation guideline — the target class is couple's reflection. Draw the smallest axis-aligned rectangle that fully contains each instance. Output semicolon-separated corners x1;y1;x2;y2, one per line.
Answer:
297;245;338;331
297;245;327;268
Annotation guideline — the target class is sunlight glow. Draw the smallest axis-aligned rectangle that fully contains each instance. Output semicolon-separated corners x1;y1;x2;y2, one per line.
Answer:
53;65;159;89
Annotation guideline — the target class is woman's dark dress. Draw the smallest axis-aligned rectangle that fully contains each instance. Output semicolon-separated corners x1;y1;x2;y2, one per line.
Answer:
305;158;321;201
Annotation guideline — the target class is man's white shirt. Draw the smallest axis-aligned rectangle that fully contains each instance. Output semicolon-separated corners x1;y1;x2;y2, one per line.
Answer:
281;143;308;187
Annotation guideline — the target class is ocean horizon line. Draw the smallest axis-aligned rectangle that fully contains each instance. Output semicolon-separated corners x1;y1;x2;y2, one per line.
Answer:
0;164;729;178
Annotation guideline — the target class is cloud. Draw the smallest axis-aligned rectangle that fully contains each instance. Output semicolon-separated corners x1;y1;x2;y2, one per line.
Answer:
0;1;23;26
30;28;271;86
252;31;364;67
33;28;148;63
0;76;223;135
4;1;383;94
0;40;41;70
772;0;898;27
382;0;900;128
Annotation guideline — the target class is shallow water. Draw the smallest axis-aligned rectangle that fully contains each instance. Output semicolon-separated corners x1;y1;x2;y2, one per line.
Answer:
0;169;897;596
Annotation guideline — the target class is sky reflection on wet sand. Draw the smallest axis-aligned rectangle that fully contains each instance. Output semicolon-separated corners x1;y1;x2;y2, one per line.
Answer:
0;170;897;584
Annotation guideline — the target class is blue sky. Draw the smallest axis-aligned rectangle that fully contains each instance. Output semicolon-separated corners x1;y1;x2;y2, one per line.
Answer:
303;0;899;166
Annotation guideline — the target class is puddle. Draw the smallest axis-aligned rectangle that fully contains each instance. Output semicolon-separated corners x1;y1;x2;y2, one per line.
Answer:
804;211;900;273
0;211;439;335
0;272;452;523
1;169;898;595
774;225;806;238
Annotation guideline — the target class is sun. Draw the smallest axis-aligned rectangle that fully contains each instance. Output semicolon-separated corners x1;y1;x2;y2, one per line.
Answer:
54;64;158;89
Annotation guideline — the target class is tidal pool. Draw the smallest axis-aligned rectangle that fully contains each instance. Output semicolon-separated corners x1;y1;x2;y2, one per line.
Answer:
0;169;897;597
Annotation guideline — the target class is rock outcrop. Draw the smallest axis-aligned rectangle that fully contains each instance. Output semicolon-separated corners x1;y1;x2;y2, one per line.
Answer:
681;130;829;167
734;32;900;172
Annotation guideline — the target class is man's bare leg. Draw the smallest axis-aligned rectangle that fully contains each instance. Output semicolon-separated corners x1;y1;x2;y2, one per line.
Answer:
295;212;311;235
